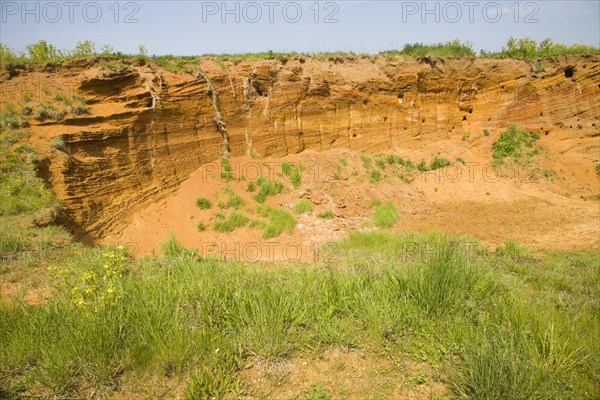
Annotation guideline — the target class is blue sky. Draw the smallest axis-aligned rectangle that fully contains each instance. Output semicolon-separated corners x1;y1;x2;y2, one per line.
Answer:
1;1;599;55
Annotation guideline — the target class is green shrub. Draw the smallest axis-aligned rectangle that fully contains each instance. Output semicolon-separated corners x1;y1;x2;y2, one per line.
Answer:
69;95;89;116
373;203;399;228
1;129;28;147
54;92;71;105
0;43;20;63
0;234;27;255
385;154;399;165
492;125;540;165
394;171;414;184
281;161;302;188
25;40;61;62
595;163;600;177
483;129;491;137
213;211;248;232
71;40;97;58
360;154;371;169
306;383;332;400
218;188;244;209
294;199;312;214
196;197;211;210
430;157;451;170
456;157;466;164
184;366;243;400
196;222;206;232
369;170;382;183
417;160;428;172
160;234;186;258
384;39;476;57
220;158;234;182
403;160;415;171
253;176;284;203
375;159;385;170
0;105;29;129
317;208;334;219
482;36;600;59
246;182;256;192
256;204;296;238
32;102;66;121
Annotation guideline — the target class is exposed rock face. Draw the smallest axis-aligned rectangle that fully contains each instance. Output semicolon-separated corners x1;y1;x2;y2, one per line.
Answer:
1;55;598;240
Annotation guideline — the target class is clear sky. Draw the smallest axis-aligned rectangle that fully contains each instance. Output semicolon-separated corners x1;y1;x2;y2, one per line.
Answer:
1;0;599;55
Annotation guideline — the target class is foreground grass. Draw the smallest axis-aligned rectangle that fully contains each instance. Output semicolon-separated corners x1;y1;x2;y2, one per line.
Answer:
1;231;598;399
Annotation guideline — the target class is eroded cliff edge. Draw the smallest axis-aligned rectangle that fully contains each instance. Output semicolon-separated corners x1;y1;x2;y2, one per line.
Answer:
1;54;598;241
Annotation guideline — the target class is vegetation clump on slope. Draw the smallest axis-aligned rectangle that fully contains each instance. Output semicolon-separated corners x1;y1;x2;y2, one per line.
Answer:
492;125;540;165
212;210;249;232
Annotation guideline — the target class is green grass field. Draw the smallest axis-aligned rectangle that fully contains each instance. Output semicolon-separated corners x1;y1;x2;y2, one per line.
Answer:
1;227;598;398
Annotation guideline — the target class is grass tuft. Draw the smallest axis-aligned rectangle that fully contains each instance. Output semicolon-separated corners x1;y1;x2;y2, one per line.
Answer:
373;202;400;228
369;170;382;183
213;211;249;232
255;204;297;238
218;188;244;209
430;156;451;170
360;154;371;169
252;176;284;203
281;161;302;188
317;208;334;219
196;197;211;210
294;199;313;214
